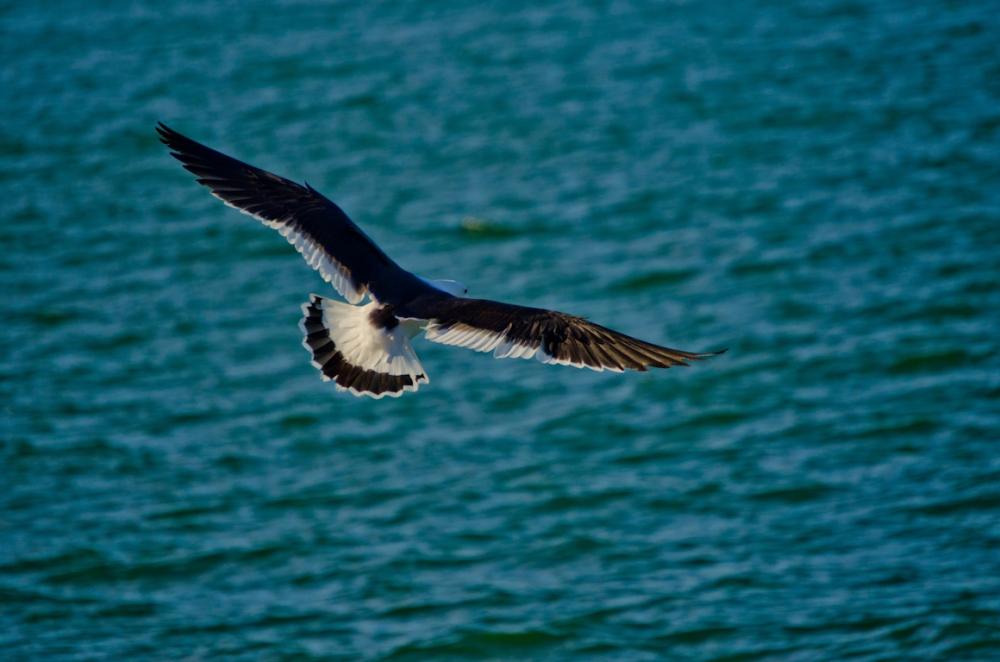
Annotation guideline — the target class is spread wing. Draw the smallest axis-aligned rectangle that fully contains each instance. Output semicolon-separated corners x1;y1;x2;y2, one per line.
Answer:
157;123;405;304
419;297;726;372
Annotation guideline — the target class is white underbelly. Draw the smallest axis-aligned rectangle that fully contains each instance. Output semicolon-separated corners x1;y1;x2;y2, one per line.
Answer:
399;317;429;340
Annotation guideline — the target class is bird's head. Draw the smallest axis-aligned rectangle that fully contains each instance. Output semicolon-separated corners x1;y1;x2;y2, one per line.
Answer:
422;278;468;298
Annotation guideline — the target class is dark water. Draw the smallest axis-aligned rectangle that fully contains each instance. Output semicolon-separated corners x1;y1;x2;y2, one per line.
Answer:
3;1;1000;659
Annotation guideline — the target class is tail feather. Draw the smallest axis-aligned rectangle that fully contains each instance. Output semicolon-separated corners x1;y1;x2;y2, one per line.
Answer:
299;295;428;398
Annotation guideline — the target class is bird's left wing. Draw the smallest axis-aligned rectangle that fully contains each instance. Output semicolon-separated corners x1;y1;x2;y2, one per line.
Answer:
419;297;724;372
157;123;401;304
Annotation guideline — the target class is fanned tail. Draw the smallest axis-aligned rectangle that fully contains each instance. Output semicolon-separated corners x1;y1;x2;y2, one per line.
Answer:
299;295;428;398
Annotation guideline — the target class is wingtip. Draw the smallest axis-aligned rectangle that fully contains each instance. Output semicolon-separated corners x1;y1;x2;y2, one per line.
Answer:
155;122;195;151
678;346;727;366
155;121;176;146
682;347;728;362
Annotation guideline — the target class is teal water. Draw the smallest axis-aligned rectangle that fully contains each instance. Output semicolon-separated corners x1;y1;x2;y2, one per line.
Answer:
3;1;1000;659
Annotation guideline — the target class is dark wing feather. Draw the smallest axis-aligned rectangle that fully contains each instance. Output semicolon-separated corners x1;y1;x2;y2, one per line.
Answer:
157;123;417;304
417;297;725;372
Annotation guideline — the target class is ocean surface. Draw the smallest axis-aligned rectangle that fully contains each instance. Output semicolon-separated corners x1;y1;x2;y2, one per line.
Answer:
3;1;1000;660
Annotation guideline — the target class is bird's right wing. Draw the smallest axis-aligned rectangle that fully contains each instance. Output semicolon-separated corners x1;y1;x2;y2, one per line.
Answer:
420;297;725;372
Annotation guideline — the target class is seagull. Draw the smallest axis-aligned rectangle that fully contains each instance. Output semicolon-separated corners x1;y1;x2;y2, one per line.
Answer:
157;123;725;398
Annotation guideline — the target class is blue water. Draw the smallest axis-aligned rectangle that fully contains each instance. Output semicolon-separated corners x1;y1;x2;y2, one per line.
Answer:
3;1;1000;660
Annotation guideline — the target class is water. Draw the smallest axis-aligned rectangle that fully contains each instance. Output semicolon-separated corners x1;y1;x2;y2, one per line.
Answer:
3;1;1000;659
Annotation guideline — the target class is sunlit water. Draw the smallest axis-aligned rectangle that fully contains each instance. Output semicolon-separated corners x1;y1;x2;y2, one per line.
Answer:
3;1;1000;660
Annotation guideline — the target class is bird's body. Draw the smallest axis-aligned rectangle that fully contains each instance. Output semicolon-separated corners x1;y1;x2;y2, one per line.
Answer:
158;123;724;398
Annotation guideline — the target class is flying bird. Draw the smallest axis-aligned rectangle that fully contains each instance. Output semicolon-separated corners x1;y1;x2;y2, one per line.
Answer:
157;123;725;398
